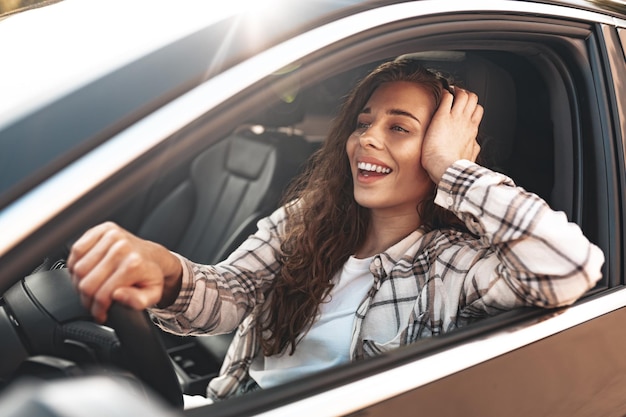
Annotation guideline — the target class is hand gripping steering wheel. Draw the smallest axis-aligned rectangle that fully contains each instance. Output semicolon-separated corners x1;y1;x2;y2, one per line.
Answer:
2;268;183;408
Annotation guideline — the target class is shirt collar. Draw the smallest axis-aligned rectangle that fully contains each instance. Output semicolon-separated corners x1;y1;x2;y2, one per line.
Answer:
374;227;426;276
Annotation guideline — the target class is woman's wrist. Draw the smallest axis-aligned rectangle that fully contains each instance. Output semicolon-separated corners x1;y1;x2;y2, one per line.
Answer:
156;248;183;308
425;157;458;185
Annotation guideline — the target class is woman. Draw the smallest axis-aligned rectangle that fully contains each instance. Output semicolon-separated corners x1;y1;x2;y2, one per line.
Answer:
67;59;604;400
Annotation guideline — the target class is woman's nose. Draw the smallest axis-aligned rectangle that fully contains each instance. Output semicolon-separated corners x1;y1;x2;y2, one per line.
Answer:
358;125;383;149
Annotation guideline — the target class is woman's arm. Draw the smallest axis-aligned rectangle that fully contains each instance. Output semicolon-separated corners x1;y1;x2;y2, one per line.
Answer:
68;206;288;331
149;206;288;335
421;87;603;311
437;160;604;310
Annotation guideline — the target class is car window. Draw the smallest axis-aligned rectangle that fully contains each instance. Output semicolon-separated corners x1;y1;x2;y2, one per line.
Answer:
0;12;241;210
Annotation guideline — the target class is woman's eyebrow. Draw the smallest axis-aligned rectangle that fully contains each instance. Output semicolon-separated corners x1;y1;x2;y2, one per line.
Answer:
359;107;422;124
388;108;421;124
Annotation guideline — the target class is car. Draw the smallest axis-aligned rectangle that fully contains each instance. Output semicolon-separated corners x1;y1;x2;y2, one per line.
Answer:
1;0;626;415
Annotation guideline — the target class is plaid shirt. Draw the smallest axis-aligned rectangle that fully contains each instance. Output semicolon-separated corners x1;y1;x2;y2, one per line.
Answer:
151;160;604;400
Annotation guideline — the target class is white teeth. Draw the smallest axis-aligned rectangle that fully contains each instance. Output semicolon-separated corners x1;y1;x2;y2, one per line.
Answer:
358;161;391;174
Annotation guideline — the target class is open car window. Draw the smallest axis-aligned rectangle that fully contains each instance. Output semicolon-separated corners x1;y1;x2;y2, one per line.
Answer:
1;2;625;417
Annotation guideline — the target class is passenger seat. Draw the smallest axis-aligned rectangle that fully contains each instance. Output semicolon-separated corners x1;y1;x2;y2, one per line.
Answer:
136;127;315;265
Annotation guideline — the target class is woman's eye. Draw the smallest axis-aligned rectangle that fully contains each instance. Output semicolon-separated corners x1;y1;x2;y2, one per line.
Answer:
391;125;409;133
354;121;370;133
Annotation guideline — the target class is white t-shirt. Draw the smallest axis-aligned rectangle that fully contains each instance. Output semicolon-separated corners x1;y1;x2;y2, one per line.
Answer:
249;255;374;388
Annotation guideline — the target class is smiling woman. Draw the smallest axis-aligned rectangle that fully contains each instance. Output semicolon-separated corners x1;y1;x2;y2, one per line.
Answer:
348;81;438;225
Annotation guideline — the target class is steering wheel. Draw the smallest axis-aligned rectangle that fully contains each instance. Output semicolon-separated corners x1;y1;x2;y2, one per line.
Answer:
2;268;183;408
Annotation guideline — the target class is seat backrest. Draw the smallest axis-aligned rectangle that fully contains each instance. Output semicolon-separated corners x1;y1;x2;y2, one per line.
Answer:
136;128;316;264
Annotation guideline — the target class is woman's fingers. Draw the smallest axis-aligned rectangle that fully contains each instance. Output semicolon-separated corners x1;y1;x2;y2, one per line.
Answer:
449;88;480;117
113;285;162;311
107;249;164;316
472;100;484;124
433;87;481;126
85;249;148;323
421;87;484;183
449;88;482;152
67;222;168;323
437;87;455;112
67;222;114;277
71;229;125;290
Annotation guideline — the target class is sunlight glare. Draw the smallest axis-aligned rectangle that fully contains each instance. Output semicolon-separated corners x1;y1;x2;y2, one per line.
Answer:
0;0;287;128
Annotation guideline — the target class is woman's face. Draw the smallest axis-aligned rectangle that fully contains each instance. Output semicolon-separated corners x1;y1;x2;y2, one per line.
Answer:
346;81;437;218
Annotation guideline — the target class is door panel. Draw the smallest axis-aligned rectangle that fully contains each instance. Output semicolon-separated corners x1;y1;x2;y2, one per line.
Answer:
354;307;626;417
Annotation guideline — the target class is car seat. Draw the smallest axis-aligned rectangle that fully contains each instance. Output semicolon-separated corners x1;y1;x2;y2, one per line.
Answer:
135;99;316;265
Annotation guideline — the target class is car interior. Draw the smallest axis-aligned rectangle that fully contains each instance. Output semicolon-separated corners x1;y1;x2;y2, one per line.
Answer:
0;40;606;408
114;49;564;394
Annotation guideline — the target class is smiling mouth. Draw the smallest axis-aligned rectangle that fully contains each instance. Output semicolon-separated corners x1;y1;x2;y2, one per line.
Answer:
357;161;392;176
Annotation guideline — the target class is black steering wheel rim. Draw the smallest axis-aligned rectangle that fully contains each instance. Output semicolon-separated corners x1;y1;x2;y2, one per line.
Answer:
3;269;183;409
106;302;183;408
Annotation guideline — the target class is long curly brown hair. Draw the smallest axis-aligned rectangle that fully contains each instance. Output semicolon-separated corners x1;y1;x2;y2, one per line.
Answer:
257;59;468;356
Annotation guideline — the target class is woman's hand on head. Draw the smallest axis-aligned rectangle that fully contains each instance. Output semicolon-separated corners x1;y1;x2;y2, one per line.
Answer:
421;87;484;184
66;222;182;323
